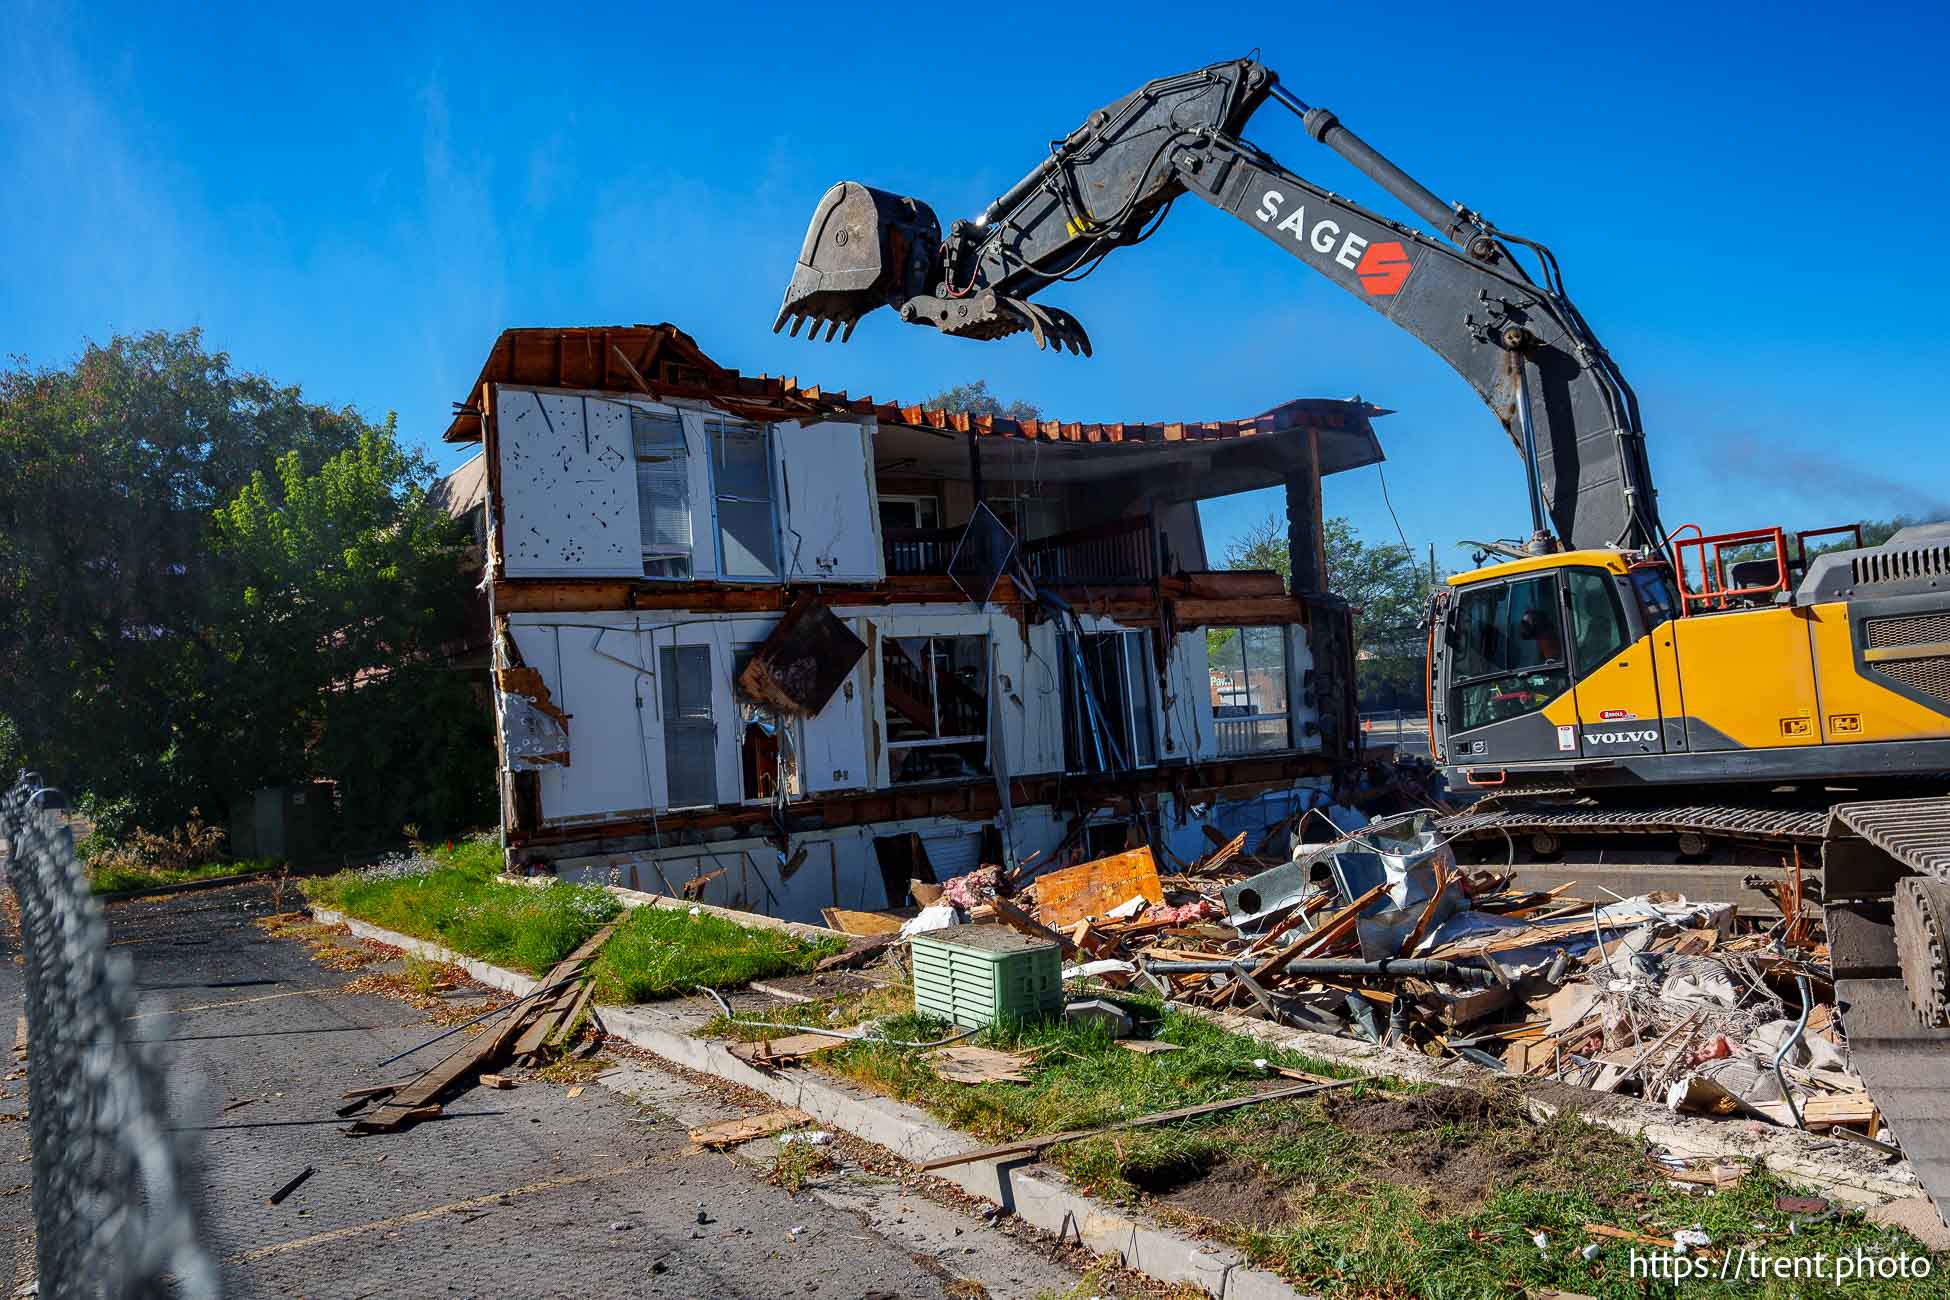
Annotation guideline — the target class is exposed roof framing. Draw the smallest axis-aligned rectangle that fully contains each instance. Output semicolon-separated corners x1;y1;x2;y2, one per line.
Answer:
443;324;1390;455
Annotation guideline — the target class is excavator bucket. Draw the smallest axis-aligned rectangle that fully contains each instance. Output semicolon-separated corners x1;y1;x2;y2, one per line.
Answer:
773;182;941;342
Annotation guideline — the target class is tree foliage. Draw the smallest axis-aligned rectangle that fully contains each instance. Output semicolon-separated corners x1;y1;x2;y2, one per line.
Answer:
208;427;494;839
922;379;1041;423
0;330;490;843
1217;513;1438;701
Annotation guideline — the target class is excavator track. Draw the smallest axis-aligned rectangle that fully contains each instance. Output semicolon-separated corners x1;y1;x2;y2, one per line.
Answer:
1823;796;1950;1230
1441;798;1830;848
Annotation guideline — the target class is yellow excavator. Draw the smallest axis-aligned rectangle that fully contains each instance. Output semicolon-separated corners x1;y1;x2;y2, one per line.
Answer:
772;57;1950;1208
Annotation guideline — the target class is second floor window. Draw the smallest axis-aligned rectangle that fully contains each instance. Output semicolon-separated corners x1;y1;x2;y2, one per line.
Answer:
634;407;691;579
633;405;780;582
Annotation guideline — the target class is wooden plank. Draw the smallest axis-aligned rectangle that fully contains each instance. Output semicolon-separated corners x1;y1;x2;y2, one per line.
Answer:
544;976;600;1049
1199;832;1248;874
352;922;619;1133
1031;847;1163;928
688;1108;813;1149
915;1078;1361;1172
728;1033;849;1067
822;908;913;936
1250;881;1388;982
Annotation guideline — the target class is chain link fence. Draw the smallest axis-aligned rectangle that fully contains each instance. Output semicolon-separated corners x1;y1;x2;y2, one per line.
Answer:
1;774;218;1299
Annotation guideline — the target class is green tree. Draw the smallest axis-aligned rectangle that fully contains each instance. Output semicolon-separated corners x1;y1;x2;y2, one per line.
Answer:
923;379;1041;423
207;425;494;840
0;329;492;844
1213;514;1438;701
0;330;368;827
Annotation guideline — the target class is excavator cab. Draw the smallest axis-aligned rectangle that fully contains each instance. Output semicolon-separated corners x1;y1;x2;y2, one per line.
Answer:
1430;550;1674;785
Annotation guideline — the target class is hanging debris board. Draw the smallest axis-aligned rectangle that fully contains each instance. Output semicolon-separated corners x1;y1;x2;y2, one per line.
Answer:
738;595;866;718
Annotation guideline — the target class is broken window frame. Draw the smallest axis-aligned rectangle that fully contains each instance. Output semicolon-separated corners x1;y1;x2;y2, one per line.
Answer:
1210;625;1292;756
709;414;780;581
881;634;991;785
733;641;794;803
1059;629;1159;773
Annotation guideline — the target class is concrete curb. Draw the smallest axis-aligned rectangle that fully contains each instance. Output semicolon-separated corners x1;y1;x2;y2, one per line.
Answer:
306;907;1309;1299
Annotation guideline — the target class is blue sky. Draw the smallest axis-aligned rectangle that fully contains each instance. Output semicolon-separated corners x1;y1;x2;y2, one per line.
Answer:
5;1;1947;568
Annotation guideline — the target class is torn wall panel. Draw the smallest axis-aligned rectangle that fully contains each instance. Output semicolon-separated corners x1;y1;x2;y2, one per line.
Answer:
776;419;884;582
508;621;663;821
495;666;570;769
1165;629;1219;760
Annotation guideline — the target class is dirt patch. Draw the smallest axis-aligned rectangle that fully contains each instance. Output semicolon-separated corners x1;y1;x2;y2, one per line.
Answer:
1326;1084;1504;1135
1148;1085;1602;1227
1158;1158;1300;1230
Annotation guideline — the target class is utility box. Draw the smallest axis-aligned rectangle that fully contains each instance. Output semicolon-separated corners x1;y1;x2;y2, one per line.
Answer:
228;784;334;863
911;926;1063;1029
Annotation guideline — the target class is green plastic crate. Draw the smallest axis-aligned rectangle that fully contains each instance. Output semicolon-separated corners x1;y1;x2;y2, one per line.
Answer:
911;926;1063;1029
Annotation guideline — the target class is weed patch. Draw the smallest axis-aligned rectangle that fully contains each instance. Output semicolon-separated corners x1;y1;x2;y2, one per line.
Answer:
302;838;618;976
587;905;844;1003
90;856;282;895
768;1134;836;1193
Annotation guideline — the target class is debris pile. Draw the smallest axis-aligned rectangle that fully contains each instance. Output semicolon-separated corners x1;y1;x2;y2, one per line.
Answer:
822;805;1878;1139
337;921;617;1133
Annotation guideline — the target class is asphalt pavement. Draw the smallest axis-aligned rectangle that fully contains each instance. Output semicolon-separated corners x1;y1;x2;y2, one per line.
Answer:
0;881;1086;1299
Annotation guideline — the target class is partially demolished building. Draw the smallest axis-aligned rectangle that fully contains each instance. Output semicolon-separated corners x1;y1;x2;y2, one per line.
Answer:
445;325;1389;922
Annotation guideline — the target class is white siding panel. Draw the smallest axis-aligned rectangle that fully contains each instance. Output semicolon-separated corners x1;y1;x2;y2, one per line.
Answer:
801;617;869;794
1165;629;1218;761
511;620;662;821
1015;623;1067;775
778;419;883;582
677;408;720;580
1287;625;1323;751
495;388;642;577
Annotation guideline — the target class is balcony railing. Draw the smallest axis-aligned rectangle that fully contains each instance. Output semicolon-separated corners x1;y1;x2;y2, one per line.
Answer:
1020;514;1158;586
882;527;962;577
882;512;1158;586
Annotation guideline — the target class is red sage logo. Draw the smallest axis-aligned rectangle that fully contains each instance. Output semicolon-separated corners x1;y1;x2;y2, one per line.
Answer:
1253;189;1411;296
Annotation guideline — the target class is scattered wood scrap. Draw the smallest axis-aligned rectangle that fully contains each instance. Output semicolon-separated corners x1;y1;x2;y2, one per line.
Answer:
821;908;914;936
926;1046;1034;1085
688;1108;813;1149
729;1033;848;1068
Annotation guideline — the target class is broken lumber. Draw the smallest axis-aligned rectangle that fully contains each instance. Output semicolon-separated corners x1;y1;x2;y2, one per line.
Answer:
350;921;618;1134
814;934;895;972
1250;881;1388;983
914;1077;1361;1172
688;1108;812;1149
728;1033;848;1067
989;896;1077;959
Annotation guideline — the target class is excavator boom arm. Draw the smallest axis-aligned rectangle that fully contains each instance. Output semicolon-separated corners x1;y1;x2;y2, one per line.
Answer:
775;58;1661;553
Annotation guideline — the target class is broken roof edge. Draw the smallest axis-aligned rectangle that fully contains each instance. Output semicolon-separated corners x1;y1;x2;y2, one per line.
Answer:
443;323;1391;455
